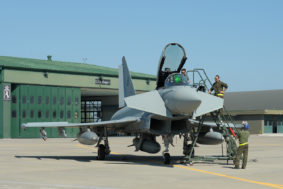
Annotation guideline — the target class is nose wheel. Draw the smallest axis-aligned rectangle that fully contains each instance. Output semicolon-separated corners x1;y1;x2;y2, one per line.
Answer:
163;134;174;164
163;153;171;164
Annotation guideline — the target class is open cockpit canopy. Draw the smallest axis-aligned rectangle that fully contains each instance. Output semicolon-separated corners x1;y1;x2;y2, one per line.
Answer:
156;43;187;88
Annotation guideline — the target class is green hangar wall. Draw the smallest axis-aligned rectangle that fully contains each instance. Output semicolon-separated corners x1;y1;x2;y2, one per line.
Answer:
0;56;156;138
10;85;81;138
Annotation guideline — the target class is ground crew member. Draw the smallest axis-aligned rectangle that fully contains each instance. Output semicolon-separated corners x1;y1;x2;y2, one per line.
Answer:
234;121;250;169
208;75;228;98
181;68;190;84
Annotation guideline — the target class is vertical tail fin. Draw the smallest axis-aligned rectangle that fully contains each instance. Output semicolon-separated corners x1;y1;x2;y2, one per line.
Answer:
119;56;136;108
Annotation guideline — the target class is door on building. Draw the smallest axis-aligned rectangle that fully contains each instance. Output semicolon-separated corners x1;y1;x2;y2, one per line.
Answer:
277;117;283;133
81;100;102;123
264;116;283;134
11;85;81;138
273;117;277;133
264;119;273;133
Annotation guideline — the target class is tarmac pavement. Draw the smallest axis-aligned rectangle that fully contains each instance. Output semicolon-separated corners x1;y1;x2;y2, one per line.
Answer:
0;135;283;189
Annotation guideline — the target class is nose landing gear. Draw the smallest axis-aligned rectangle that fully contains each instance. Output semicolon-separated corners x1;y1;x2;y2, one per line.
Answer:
163;153;171;164
162;135;174;164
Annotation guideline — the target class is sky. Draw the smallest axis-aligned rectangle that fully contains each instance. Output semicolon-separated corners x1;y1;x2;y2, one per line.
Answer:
0;0;282;92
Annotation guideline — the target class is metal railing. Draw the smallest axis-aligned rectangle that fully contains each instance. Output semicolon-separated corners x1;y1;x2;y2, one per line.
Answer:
187;68;212;91
187;68;239;157
187;68;236;124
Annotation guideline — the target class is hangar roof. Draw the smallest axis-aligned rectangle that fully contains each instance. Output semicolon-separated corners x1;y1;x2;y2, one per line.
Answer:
0;56;156;80
224;89;283;113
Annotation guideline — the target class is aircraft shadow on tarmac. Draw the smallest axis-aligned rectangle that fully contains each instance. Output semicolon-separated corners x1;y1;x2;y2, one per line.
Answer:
14;154;178;167
14;153;234;168
103;154;181;167
14;155;96;162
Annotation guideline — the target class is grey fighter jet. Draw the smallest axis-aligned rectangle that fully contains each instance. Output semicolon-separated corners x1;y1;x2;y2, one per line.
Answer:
22;43;225;164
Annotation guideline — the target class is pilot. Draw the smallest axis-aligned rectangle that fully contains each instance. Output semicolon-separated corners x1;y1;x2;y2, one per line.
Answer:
164;68;171;83
165;68;171;72
181;68;190;84
208;75;228;98
234;121;250;169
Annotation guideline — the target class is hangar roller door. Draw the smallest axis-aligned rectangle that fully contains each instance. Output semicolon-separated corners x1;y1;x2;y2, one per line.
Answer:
277;118;283;133
264;116;283;134
264;120;273;133
11;85;81;138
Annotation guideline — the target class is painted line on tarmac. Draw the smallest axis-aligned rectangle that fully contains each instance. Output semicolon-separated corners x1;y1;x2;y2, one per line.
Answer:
76;144;97;151
173;164;283;189
76;143;283;188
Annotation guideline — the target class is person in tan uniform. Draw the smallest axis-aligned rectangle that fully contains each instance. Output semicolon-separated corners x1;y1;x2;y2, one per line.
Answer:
208;75;228;98
234;121;250;169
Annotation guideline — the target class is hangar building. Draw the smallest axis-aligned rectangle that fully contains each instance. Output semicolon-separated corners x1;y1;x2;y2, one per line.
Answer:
1;56;282;138
224;90;283;134
0;56;156;138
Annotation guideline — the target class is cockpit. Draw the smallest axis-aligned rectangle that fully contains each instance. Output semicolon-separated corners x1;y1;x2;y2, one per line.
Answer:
156;43;187;89
164;73;189;88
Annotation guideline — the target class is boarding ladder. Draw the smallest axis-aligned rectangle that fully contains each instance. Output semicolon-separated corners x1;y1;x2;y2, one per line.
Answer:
184;69;239;163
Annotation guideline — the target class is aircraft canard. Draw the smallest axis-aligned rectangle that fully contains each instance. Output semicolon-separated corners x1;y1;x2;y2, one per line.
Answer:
124;90;173;118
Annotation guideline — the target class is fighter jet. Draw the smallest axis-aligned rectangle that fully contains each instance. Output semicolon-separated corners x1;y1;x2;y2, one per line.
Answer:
22;43;226;164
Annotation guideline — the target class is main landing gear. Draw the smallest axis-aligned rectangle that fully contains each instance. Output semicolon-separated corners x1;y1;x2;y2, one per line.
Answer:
97;144;106;160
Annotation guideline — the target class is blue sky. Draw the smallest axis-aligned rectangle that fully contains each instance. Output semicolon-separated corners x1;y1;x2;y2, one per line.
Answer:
0;0;282;91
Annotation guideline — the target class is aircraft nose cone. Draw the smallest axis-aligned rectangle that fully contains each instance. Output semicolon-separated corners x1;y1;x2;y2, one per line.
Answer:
164;87;201;115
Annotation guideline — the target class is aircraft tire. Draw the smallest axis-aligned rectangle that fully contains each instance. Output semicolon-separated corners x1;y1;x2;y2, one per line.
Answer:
164;153;171;164
98;144;106;160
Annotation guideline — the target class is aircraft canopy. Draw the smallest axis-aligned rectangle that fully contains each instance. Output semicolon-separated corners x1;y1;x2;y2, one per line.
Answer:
156;43;187;88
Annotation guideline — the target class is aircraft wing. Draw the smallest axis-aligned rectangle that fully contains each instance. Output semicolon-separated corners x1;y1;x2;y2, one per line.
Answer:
21;117;139;129
189;119;244;128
